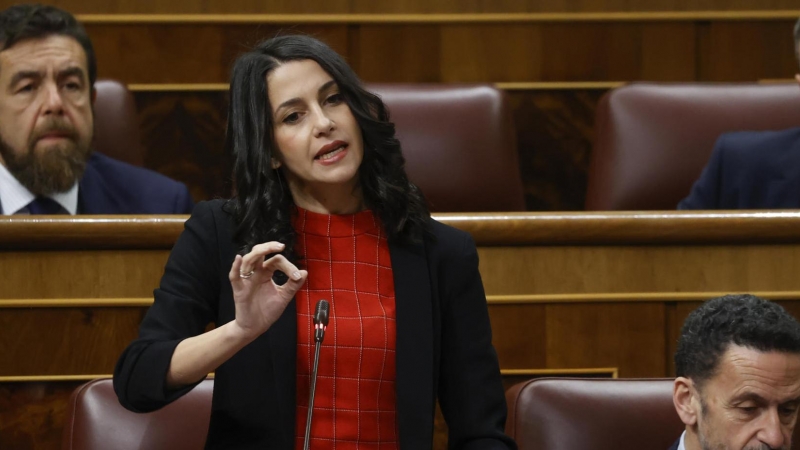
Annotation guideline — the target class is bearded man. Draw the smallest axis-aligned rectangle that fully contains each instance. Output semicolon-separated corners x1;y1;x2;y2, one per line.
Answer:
671;294;800;450
0;4;193;215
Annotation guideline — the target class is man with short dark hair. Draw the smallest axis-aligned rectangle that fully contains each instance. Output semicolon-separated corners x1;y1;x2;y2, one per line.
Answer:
671;294;800;450
678;18;800;210
0;4;193;214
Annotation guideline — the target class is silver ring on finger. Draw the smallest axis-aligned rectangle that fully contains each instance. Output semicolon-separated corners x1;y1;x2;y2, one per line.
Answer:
239;269;255;279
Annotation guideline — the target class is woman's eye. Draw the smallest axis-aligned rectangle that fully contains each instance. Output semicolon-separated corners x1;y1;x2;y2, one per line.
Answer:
326;93;343;105
283;112;300;124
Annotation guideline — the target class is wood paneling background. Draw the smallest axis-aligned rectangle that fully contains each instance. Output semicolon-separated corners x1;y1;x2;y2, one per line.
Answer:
2;4;800;447
135;91;233;202
29;0;800;14
82;21;799;85
72;17;800;210
0;381;77;450
130;89;601;209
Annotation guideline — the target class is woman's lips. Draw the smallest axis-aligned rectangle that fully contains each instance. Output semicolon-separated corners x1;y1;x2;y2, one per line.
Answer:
315;140;348;159
317;145;346;161
315;145;348;165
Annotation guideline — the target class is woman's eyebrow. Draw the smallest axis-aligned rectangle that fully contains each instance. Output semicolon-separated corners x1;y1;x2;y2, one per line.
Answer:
275;80;338;113
318;80;337;94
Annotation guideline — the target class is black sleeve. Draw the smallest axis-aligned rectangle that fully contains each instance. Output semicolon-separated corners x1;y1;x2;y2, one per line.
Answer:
437;231;517;450
114;201;222;412
677;134;726;210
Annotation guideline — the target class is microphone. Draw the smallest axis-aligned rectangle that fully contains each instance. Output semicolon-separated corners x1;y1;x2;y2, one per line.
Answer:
304;299;330;450
314;299;330;342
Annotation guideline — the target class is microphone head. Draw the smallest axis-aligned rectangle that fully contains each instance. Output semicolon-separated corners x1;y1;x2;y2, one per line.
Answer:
313;299;330;326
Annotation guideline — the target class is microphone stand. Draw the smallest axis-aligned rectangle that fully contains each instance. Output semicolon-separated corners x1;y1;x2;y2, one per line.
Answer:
304;338;322;450
304;300;329;450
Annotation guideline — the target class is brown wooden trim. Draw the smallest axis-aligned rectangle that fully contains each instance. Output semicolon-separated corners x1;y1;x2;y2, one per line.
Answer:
0;298;153;308
0;374;111;382
6;211;800;248
127;82;623;92
487;291;800;304
0;370;613;383
127;83;229;92
759;79;798;84
0;215;186;249
434;210;800;245
4;291;799;309
501;368;619;378
75;11;800;24
496;82;624;90
121;81;799;93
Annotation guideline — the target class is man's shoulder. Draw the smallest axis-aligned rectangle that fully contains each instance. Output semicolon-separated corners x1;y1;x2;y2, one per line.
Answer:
87;152;185;187
717;127;800;163
81;152;194;214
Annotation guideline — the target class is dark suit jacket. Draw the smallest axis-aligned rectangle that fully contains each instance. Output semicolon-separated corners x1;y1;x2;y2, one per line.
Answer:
114;200;514;450
678;127;800;209
0;152;193;214
78;152;194;214
668;437;679;450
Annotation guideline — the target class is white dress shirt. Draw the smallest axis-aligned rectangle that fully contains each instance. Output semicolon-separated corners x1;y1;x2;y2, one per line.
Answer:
0;162;78;215
677;430;686;450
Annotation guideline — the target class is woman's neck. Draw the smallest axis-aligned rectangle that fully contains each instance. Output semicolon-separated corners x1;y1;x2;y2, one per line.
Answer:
288;180;365;215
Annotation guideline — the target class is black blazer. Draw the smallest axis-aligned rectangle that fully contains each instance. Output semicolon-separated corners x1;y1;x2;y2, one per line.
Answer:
678;127;800;210
668;437;679;450
114;200;515;450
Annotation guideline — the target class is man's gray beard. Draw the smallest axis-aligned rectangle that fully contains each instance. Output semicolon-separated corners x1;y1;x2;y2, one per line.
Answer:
0;131;90;196
699;430;787;450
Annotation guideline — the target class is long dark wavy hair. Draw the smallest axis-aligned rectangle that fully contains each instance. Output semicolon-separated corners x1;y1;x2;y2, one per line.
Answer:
224;34;430;259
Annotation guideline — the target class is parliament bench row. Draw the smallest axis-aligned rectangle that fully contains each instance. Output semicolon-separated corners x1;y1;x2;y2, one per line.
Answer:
93;79;800;212
60;376;800;449
4;212;800;448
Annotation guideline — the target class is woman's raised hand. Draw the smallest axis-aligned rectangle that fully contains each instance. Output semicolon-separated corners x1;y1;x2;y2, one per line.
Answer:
228;242;307;340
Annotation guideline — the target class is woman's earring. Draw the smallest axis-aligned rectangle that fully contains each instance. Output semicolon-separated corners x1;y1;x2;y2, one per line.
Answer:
271;158;281;169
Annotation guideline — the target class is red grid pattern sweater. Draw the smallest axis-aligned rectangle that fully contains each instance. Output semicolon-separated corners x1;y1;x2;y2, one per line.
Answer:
294;208;398;450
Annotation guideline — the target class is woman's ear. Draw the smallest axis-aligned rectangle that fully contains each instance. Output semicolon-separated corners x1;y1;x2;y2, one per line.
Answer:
271;157;281;169
673;377;700;426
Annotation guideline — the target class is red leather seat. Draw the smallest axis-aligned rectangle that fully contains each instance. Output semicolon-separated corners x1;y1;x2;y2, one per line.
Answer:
586;83;800;210
368;84;525;212
61;378;213;450
93;79;144;167
506;378;684;450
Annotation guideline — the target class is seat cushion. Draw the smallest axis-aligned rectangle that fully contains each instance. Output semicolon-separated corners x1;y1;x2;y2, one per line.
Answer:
62;378;213;450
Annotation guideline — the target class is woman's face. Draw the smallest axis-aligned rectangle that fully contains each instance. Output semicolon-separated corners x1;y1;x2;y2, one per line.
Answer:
267;59;364;204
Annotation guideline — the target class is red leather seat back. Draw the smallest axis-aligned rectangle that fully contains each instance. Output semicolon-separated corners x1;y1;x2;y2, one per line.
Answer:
506;378;684;450
586;83;800;210
93;79;144;167
368;84;525;212
61;378;213;450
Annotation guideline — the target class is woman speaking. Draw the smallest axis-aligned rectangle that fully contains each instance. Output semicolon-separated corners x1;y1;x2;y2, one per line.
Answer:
114;34;515;450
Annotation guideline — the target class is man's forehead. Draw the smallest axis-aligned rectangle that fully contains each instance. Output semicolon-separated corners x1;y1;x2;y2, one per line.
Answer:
0;35;87;75
710;345;800;399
